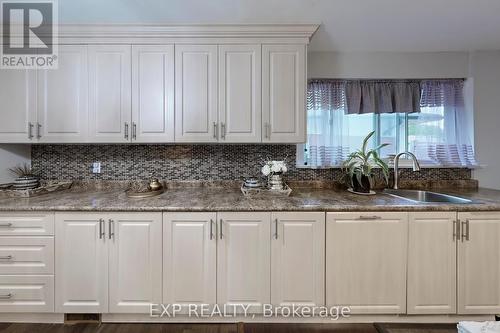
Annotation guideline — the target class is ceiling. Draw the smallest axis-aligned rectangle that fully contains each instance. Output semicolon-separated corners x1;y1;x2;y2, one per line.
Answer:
59;0;500;52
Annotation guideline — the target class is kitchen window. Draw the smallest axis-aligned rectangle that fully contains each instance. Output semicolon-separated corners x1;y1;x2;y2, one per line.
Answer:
297;79;477;168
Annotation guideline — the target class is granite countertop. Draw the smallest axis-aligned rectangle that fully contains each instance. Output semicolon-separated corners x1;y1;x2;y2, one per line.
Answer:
1;182;500;212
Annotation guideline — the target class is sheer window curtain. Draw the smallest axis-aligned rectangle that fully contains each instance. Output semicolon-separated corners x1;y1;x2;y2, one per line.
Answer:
416;80;477;166
300;80;350;167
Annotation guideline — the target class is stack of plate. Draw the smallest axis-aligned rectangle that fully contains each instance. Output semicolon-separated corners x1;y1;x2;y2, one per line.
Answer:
243;178;263;188
12;177;40;190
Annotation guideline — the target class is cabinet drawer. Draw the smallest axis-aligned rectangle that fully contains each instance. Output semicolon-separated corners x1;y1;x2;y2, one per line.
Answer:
0;212;54;236
0;237;54;274
0;275;54;313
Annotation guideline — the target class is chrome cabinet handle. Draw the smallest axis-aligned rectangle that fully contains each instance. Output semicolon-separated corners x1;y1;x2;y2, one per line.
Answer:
461;219;470;242
453;220;458;241
219;219;223;239
28;122;34;139
221;123;226;140
465;219;470;241
210;219;214;240
356;215;382;220
0;223;13;228
124;123;129;140
132;122;137;140
36;123;42;139
99;218;105;239
274;218;278;239
108;219;115;240
213;122;218;139
0;255;13;260
0;293;12;299
264;123;270;139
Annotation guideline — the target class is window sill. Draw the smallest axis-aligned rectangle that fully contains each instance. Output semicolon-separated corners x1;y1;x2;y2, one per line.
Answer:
296;162;482;170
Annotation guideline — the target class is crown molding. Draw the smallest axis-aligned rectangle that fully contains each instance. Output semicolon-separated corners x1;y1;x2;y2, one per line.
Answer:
2;24;320;45
56;24;319;40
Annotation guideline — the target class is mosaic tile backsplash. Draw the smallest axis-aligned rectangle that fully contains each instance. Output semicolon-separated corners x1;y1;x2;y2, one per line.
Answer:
31;145;472;182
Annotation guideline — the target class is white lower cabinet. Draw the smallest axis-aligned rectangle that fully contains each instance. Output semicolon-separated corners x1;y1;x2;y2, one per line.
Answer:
55;212;162;314
0;212;55;313
271;212;325;307
458;212;500;314
407;212;457;314
163;213;217;309
108;213;162;313
217;212;271;313
326;212;408;314
0;275;54;313
55;213;108;313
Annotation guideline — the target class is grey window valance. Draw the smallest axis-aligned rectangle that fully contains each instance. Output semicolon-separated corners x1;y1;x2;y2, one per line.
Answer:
420;79;465;108
345;80;421;114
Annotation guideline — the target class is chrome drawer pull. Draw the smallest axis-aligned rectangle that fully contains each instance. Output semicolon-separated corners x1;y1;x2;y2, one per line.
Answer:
0;255;13;260
356;216;382;220
0;223;13;228
0;293;12;299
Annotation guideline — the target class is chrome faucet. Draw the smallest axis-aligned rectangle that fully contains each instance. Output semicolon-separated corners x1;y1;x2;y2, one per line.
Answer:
393;152;421;189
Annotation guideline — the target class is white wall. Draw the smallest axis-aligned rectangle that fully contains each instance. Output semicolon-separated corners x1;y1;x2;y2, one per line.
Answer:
0;145;31;183
470;51;500;190
308;51;470;78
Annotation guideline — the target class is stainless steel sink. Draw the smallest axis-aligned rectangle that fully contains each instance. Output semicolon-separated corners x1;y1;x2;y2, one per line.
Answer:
383;189;473;204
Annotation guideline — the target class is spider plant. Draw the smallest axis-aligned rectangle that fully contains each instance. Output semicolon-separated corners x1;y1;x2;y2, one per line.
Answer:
8;163;37;179
342;131;390;193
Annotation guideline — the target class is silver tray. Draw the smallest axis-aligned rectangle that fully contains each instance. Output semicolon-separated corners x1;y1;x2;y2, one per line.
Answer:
241;183;292;197
125;188;164;198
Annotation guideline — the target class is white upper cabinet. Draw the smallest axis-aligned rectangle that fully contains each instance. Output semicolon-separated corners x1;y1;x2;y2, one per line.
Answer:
458;212;500;314
88;45;132;143
108;213;162;313
163;212;217;309
132;45;175;143
0;69;36;143
218;45;262;142
262;44;306;143
175;45;218;142
271;212;325;308
0;26;314;144
217;212;271;313
37;45;89;143
407;212;457;314
326;212;408;314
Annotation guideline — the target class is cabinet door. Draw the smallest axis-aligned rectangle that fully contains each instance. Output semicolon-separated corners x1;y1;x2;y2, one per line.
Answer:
163;213;216;309
218;45;261;143
108;213;162;313
262;44;306;143
326;212;408;314
217;212;271;313
407;212;457;314
37;45;88;143
458;212;500;314
88;45;132;143
175;45;218;142
55;213;108;313
271;212;324;307
0;69;36;143
132;45;175;143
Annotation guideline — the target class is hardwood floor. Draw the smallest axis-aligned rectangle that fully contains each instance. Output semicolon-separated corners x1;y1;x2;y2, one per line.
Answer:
0;323;456;333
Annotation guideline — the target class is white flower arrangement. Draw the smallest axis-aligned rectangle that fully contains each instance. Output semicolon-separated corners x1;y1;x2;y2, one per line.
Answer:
261;160;288;176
